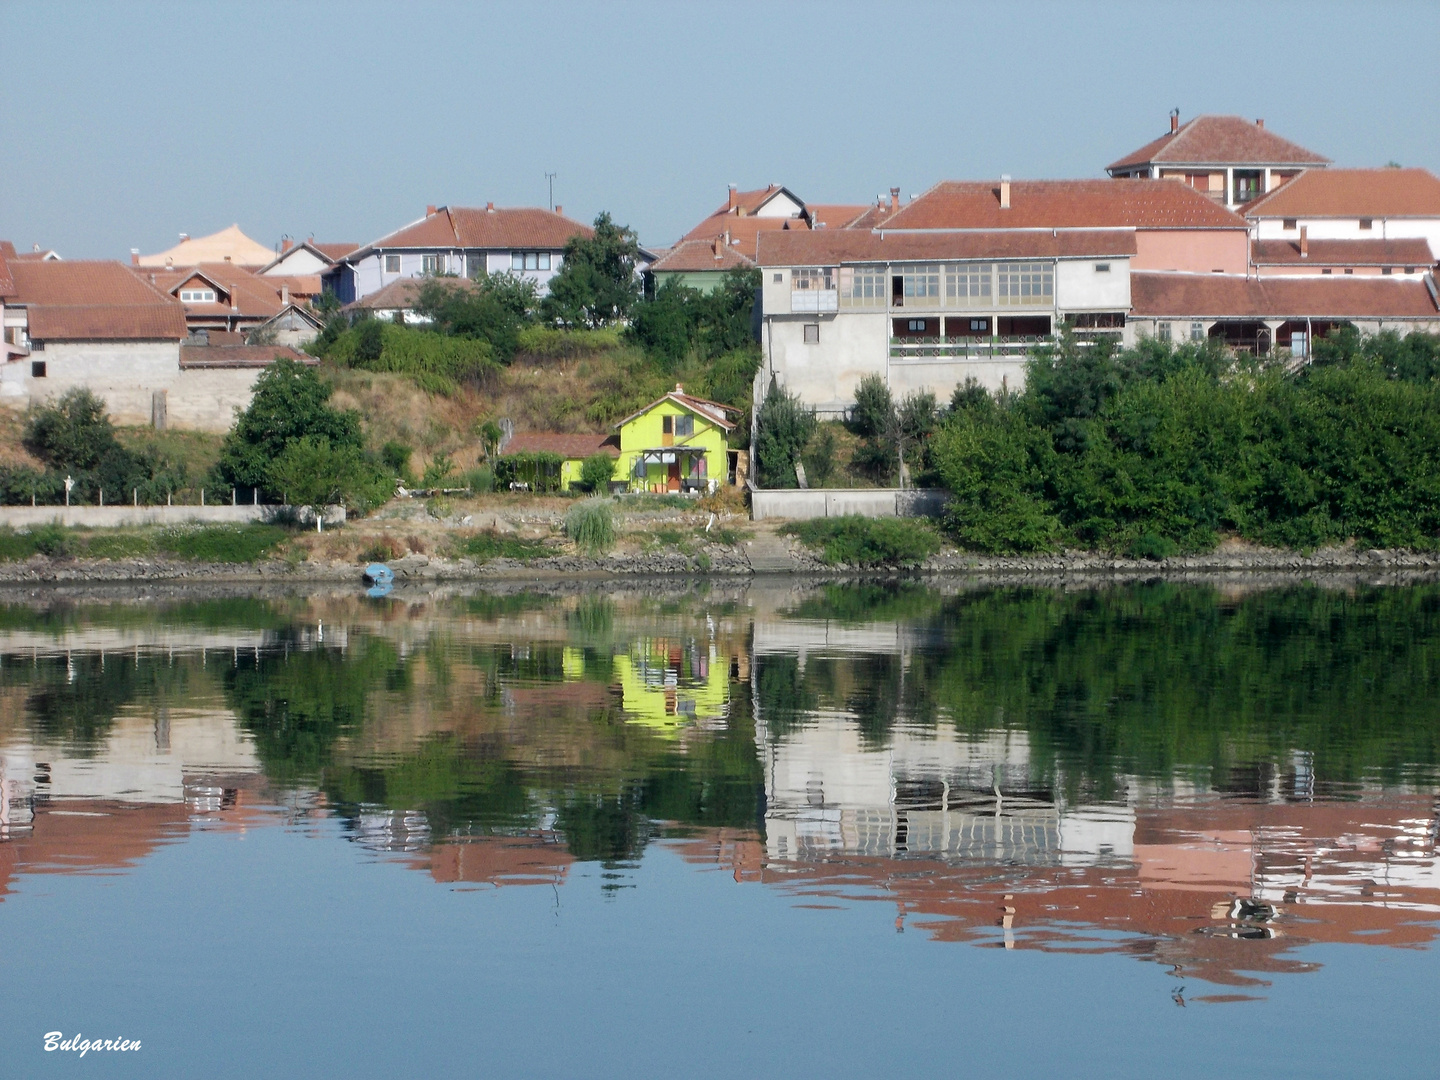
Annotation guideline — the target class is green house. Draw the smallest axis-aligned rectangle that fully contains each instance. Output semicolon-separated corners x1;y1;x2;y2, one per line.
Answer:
647;238;756;296
498;432;620;492
615;385;739;493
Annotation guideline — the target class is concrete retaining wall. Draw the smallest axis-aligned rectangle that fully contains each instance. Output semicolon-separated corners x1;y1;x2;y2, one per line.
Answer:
750;487;949;521
0;505;272;528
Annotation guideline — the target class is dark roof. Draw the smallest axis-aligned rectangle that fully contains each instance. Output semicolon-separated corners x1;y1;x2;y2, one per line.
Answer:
357;206;592;255
1242;168;1440;219
179;344;313;368
756;229;1137;266
651;238;756;273
881;179;1245;231
8;260;187;340
1108;115;1330;172
502;432;620;458
1251;237;1435;267
1130;272;1440;319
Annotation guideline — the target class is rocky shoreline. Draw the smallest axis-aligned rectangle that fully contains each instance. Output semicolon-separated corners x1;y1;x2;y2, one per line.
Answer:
2;538;1440;585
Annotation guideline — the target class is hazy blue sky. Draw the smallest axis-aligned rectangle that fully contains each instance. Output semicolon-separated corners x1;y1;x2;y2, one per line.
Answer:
2;1;1435;260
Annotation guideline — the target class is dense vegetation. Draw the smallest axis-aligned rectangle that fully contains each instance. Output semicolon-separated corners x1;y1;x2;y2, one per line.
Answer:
782;515;940;567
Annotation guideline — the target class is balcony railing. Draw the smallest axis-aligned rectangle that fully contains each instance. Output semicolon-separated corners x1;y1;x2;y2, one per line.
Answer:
888;335;1052;359
791;289;838;313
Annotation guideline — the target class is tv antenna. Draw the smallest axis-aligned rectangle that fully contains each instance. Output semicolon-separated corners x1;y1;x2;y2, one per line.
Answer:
545;171;557;211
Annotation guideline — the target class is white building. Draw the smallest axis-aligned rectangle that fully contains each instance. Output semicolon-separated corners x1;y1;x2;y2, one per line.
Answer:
325;203;592;305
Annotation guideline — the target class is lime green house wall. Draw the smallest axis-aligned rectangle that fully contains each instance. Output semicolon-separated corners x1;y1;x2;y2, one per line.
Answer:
615;396;731;492
651;270;728;295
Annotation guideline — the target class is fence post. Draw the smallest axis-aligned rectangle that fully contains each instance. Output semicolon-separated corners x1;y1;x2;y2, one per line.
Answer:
133;488;138;507
201;488;205;506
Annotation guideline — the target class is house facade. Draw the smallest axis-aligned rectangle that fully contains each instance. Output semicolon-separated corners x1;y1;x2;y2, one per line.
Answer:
324;204;591;305
139;263;323;345
135;224;275;269
1242;168;1440;262
615;387;735;493
259;239;357;278
1107;113;1330;208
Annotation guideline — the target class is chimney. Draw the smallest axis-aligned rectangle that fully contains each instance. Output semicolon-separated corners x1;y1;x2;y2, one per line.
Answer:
724;228;731;247
281;283;290;305
675;383;684;393
727;184;737;212
130;249;139;265
179;233;189;241
224;255;232;262
486;202;495;213
1300;226;1308;258
1256;118;1265;129
713;237;722;259
889;186;900;211
1170;111;1179;134
999;175;1011;210
426;205;437;216
554;204;562;216
281;238;294;253
230;291;239;312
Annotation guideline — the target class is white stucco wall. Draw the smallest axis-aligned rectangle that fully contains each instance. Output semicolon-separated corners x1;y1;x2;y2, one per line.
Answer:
351;250;566;302
1055;257;1132;310
764;313;888;413
1252;216;1440;260
261;248;330;276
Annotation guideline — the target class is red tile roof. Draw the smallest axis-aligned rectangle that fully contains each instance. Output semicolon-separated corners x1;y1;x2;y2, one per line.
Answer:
360;206;592;253
7;260;187;340
1241;168;1440;219
1251;237;1435;266
342;276;476;312
502;432;620;458
311;242;358;260
0;245;14;297
805;204;872;229
613;386;738;431
1130;272;1440;319
756;228;1137;266
881;179;1245;231
1108;115;1330;172
650;238;756;273
145;263;294;318
179;344;313;368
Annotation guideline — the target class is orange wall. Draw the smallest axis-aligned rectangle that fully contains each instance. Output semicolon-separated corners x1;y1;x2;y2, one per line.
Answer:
1135;229;1249;274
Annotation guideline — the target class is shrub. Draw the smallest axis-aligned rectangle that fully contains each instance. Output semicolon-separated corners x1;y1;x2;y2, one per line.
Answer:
158;525;288;563
515;326;622;358
359;538;404;563
465;466;495;493
802;425;838;488
323;322;498;395
380;440;413;478
494;451;563;492
458;531;551;561
579;453;617;492
267;436;394;514
565;498;616;555
422;453;456;488
754;384;816;488
783;515;940;567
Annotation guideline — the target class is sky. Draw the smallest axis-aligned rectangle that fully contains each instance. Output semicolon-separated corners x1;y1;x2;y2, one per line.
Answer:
2;0;1436;260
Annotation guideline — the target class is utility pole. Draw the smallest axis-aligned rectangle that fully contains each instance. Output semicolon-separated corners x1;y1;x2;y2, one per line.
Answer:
545;172;557;211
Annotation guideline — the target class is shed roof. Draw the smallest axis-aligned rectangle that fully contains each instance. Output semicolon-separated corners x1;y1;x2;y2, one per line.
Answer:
502;432;620;459
1130;271;1440;319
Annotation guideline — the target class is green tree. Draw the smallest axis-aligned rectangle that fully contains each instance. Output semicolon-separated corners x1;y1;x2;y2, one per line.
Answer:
267;436;393;513
580;452;617;492
542;213;640;328
24;388;123;470
755;384;816;488
415;274;537;362
215;358;363;493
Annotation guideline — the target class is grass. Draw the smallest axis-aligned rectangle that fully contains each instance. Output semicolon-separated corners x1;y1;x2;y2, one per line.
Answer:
157;525;290;562
782;515;941;568
565;498;616;556
457;530;552;562
0;522;290;563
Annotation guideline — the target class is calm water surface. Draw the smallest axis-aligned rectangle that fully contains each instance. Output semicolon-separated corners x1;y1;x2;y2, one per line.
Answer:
1;579;1437;1078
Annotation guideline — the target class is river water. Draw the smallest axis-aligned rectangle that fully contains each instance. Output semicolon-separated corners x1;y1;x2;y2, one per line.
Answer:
1;578;1436;1078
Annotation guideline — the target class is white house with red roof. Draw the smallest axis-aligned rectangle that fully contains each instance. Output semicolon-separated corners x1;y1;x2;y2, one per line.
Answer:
324;204;592;304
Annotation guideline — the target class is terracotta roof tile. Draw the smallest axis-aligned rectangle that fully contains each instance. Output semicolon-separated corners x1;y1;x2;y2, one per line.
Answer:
311;242;358;260
650;238;756;273
805;204;872;229
1242;168;1440;219
144;263;293;318
8;260;187;340
1130;272;1440;319
179;344;313;368
503;432;620;458
361;206;592;254
612;387;738;431
0;246;14;297
1108;115;1330;172
882;179;1245;231
342;276;476;311
1251;237;1435;266
756;229;1137;266
28;304;189;340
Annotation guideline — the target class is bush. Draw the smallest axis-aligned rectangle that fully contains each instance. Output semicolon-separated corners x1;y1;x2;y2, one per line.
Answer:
783;515;940;567
380;440;413;478
157;525;288;563
514;326;622;358
465;466;494;493
754;384;816;488
29;522;71;557
267;436;394;514
802;425;838;488
323;321;498;395
494;451;563;493
565;498;616;555
458;531;551;561
422;453;456;488
579;453;617;493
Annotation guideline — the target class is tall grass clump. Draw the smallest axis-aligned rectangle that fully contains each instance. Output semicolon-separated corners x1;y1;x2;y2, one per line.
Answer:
565;498;616;556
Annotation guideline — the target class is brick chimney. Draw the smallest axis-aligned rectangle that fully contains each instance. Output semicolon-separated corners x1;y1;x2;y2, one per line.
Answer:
486;202;495;213
713;237;722;259
1256;118;1265;129
727;184;737;212
1170;111;1179;134
889;186;900;211
281;238;294;253
1000;175;1011;210
130;249;139;265
554;204;562;216
281;283;290;305
426;205;437;216
1300;226;1308;258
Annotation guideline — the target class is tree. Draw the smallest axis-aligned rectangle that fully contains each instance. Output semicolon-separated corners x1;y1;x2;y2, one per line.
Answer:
754;384;816;488
24;388;122;470
415;274;537;361
579;453;617;493
266;436;392;513
215;358;363;493
541;213;640;328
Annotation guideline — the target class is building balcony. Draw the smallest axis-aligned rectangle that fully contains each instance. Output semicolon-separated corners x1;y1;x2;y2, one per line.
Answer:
791;290;838;313
887;335;1053;360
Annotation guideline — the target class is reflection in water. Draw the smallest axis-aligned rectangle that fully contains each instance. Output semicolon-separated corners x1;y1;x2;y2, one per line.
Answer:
1;581;1438;993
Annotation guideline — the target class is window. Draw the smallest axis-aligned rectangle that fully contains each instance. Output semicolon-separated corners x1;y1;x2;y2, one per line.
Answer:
906;319;928;333
662;415;672;435
1382;266;1393;275
1157;322;1172;342
179;289;216;303
468;252;487;277
1095;263;1111;273
1190;322;1205;341
969;319;988;332
422;254;442;274
1070;312;1125;329
944;264;991;305
893;264;940;307
803;324;820;343
511;252;552;271
1359;218;1373;230
1282;219;1297;230
839;265;886;307
792;267;837;312
384;254;400;274
31;360;46;378
1322;268;1333;274
674;414;695;437
1344;268;1354;274
996;262;1053;305
773;273;783;283
1406;267;1416;274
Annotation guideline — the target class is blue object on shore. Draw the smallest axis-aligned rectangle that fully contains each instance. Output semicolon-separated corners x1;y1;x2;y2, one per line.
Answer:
364;563;394;586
